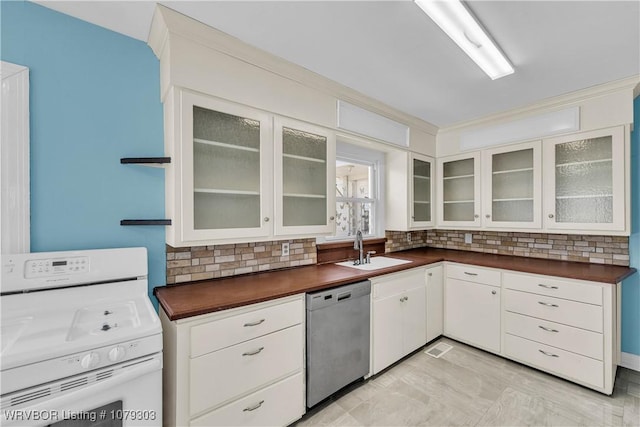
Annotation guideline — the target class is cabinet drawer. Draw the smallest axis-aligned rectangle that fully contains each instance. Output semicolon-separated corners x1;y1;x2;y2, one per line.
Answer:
190;324;303;416
504;333;604;389
190;373;304;427
372;268;425;300
504;289;602;333
503;272;602;305
191;298;303;357
446;264;500;287
504;312;603;360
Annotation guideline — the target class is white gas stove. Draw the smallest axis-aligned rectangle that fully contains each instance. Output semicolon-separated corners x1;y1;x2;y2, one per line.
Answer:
0;247;162;426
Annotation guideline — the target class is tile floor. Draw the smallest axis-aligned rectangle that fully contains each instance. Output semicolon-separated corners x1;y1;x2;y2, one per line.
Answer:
295;338;640;426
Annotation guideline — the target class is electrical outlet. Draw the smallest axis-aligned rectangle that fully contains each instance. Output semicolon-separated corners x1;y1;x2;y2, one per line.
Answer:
282;242;290;257
464;233;472;244
406;232;411;243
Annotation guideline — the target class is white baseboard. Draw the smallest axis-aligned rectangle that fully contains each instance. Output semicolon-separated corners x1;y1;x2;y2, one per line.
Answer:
620;352;640;371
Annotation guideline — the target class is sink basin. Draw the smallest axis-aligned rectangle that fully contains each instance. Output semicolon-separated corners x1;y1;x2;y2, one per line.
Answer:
335;256;412;271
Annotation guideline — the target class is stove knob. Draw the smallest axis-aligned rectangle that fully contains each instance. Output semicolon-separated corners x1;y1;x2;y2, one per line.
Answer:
80;352;100;369
108;346;126;362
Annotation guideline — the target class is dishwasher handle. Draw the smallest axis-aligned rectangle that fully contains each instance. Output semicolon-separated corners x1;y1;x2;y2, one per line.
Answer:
337;291;351;301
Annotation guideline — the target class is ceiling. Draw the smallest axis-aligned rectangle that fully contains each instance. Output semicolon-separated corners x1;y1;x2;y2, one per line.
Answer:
35;1;640;128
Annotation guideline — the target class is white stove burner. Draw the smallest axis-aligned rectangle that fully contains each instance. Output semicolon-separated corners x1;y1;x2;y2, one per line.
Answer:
67;301;141;341
0;317;32;355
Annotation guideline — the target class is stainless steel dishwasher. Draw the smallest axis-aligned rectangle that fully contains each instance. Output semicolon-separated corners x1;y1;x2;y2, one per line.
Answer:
306;280;371;407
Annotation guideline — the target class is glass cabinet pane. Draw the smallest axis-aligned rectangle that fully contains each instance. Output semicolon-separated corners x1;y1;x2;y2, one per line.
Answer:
443;158;474;221
192;106;261;230
491;148;534;223
412;158;431;222
282;127;327;227
555;136;613;223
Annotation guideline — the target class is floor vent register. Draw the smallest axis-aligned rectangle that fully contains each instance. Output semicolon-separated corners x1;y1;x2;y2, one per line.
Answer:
424;342;453;358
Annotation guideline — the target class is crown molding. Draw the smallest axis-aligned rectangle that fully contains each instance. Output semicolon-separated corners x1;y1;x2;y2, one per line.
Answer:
147;5;438;137
440;75;640;135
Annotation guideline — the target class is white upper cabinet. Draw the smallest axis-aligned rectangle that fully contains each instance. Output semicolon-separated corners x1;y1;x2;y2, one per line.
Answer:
437;152;481;227
386;152;435;231
411;155;435;228
179;90;273;244
543;126;626;232
167;90;336;246
274;117;336;236
482;141;542;229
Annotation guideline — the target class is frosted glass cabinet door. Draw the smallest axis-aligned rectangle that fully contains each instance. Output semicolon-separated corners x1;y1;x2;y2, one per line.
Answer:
482;141;541;229
274;117;336;236
543;126;625;232
437;152;481;227
180;91;273;242
410;154;434;228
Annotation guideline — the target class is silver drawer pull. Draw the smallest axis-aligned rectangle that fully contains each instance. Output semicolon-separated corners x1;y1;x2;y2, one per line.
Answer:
243;400;265;412
243;319;265;327
538;301;559;308
539;349;559;358
539;325;560;333
242;347;265;356
464;272;478;276
538;284;559;290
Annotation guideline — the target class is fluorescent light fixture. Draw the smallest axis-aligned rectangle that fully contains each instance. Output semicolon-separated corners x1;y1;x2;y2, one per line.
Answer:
415;0;514;80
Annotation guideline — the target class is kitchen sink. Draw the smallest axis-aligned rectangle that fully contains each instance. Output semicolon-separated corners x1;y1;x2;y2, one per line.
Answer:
335;256;412;271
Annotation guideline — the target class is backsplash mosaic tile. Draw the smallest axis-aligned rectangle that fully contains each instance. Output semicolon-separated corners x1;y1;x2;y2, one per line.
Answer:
385;230;630;266
166;239;317;284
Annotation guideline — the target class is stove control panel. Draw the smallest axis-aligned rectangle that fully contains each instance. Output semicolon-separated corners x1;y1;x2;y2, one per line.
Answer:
25;256;90;278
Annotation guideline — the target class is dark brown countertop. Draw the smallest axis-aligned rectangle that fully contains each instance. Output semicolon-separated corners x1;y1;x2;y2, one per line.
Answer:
155;248;636;321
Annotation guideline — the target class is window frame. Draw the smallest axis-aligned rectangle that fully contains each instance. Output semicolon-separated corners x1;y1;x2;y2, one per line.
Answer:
320;139;386;243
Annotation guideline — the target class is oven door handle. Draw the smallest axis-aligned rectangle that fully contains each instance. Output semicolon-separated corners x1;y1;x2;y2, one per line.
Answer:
2;356;162;427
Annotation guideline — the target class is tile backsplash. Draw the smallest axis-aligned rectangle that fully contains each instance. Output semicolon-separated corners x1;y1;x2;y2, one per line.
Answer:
166;239;317;284
386;229;630;266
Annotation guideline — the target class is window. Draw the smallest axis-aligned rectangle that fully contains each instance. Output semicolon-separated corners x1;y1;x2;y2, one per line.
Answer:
336;160;375;238
326;140;385;241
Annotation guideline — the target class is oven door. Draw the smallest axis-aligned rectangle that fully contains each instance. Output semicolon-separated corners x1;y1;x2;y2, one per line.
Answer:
1;353;162;427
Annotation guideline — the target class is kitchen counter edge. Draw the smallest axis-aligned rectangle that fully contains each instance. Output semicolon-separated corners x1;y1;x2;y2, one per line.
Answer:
154;248;637;321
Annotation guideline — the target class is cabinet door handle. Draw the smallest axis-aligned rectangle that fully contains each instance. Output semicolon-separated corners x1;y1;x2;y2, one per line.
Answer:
538;284;559;290
539;325;560;333
538;301;559;308
264;217;270;222
243;319;265;327
485;214;491;218
548;214;554;219
242;347;265;356
538;349;559;358
243;400;265;412
329;216;335;221
474;214;479;218
427;272;433;277
491;290;497;295
464;272;478;276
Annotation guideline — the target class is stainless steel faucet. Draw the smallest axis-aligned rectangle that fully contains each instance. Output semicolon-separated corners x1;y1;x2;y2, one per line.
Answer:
354;229;364;265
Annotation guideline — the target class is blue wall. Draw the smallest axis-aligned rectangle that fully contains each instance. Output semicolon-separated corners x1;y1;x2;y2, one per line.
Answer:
622;97;640;356
1;1;165;306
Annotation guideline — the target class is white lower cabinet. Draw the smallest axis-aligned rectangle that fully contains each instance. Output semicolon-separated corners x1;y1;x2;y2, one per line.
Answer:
371;268;427;375
190;373;304;427
440;264;619;394
425;265;444;342
502;271;617;394
160;294;306;427
444;264;501;353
